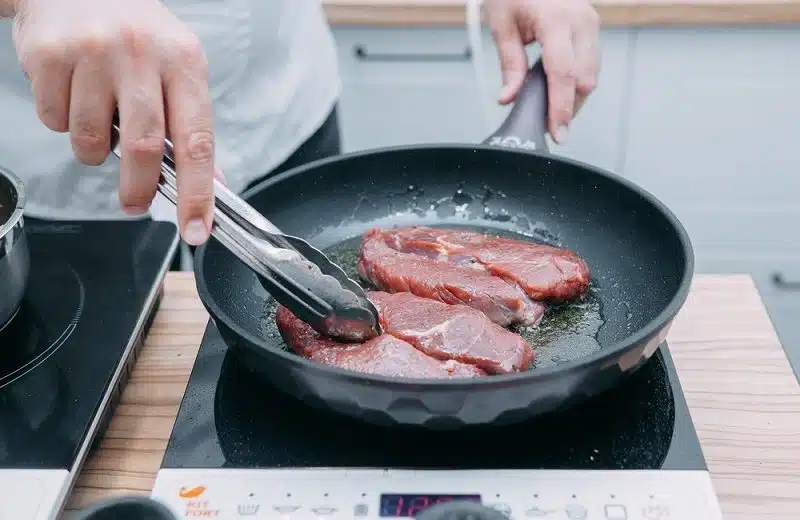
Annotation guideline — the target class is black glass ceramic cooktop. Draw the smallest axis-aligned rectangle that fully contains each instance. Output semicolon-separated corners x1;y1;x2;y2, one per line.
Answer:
0;218;178;469
162;322;707;472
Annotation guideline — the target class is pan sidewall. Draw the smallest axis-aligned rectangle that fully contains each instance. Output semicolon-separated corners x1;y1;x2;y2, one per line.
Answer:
207;297;676;429
194;143;694;428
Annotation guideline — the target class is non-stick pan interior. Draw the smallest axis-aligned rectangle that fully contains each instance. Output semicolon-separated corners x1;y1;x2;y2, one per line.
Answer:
198;145;691;372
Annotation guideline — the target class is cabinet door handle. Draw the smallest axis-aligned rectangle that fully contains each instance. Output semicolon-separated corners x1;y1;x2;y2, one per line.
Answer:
771;271;800;290
353;44;472;62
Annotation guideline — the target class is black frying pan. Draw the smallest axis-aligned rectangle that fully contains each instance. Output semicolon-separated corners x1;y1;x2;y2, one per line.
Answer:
194;60;694;429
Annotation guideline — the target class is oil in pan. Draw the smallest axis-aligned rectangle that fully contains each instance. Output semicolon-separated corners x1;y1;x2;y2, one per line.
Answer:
260;227;606;372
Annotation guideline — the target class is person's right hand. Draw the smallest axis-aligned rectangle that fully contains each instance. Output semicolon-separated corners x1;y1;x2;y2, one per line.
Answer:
12;0;215;245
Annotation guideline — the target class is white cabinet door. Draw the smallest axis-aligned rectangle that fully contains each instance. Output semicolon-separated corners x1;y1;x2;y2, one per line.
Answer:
333;27;632;172
622;28;800;215
334;28;488;150
757;276;800;379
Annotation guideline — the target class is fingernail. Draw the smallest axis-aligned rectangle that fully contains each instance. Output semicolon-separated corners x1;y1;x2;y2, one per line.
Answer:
183;218;209;246
123;205;149;215
554;125;570;144
214;166;228;185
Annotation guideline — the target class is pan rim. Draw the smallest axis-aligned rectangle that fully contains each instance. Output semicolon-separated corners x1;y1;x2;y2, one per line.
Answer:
195;143;695;388
0;166;25;240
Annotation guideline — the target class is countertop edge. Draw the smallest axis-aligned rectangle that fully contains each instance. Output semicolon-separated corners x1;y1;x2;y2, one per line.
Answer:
322;2;800;27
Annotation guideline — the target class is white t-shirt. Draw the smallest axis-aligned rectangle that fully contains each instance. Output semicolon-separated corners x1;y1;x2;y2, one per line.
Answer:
0;0;340;221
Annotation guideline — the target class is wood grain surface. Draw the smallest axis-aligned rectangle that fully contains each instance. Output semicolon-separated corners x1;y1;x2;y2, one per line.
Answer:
63;273;800;519
322;0;800;26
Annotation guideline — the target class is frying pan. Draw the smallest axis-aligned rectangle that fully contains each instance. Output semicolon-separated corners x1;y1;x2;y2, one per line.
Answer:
0;166;29;332
194;59;694;429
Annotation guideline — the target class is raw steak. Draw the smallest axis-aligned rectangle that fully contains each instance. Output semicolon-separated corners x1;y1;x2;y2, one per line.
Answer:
357;229;545;327
370;291;535;374
369;226;591;302
275;305;485;378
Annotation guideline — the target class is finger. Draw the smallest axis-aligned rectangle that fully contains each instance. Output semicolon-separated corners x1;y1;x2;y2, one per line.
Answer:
69;57;115;165
571;23;600;116
163;35;214;246
490;12;528;105
537;24;577;144
214;166;228;185
24;46;72;132
116;30;166;215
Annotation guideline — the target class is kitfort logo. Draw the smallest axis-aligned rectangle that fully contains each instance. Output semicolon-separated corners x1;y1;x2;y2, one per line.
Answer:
178;486;206;499
178;485;220;517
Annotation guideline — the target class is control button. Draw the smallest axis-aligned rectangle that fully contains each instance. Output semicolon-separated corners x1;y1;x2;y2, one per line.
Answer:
274;505;302;514
564;504;588;520
523;506;557;517
485;503;512;517
604;504;627;520
353;503;369;516
237;503;260;516
311;506;338;516
642;505;670;519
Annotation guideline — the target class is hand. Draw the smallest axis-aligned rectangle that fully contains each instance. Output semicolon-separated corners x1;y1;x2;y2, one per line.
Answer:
12;0;216;245
484;0;600;144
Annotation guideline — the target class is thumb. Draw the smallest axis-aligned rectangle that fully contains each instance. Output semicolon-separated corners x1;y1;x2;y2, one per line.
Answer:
492;18;528;105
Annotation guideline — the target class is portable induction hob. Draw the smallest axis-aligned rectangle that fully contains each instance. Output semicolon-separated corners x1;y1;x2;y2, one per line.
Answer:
0;218;178;520
150;319;725;519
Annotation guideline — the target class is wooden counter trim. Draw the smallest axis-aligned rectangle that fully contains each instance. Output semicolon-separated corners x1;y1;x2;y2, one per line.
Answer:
65;273;800;520
322;0;800;27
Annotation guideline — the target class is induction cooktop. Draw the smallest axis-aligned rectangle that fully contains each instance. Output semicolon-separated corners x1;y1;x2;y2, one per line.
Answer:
150;319;725;519
0;218;178;520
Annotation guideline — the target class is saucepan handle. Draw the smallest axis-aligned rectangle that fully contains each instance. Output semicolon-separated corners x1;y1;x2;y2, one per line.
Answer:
482;58;549;154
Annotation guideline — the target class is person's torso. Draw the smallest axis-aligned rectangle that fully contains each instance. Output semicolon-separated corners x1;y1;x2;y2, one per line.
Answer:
0;0;340;221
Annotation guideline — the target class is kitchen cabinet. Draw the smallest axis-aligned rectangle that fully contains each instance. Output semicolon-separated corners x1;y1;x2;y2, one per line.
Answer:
622;27;800;263
333;27;632;172
755;268;800;377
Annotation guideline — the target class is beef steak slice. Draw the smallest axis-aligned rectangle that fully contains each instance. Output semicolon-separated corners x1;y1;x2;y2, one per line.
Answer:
382;226;591;301
275;304;485;378
369;291;534;374
357;228;544;326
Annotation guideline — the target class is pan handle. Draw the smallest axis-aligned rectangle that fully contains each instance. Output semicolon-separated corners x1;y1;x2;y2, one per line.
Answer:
482;58;549;154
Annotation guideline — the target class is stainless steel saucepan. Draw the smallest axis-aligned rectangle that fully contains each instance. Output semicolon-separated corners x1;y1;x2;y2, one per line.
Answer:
0;166;29;331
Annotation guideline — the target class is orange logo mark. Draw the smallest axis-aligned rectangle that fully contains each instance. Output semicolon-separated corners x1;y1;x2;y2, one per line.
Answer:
179;486;206;499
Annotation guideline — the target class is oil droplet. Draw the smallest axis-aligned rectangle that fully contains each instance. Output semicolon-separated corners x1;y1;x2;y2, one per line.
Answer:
483;207;512;222
451;189;473;205
617;301;633;321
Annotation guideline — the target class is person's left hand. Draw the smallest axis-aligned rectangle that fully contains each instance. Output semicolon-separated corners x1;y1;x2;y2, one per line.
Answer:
484;0;600;144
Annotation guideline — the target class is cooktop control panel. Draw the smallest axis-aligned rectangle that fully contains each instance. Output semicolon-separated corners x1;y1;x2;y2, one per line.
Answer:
151;469;723;519
0;470;68;520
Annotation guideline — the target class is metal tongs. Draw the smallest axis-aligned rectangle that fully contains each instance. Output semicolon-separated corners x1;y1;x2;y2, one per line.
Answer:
109;119;382;342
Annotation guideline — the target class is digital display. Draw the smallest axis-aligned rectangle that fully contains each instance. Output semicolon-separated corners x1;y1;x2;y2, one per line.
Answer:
379;494;482;517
